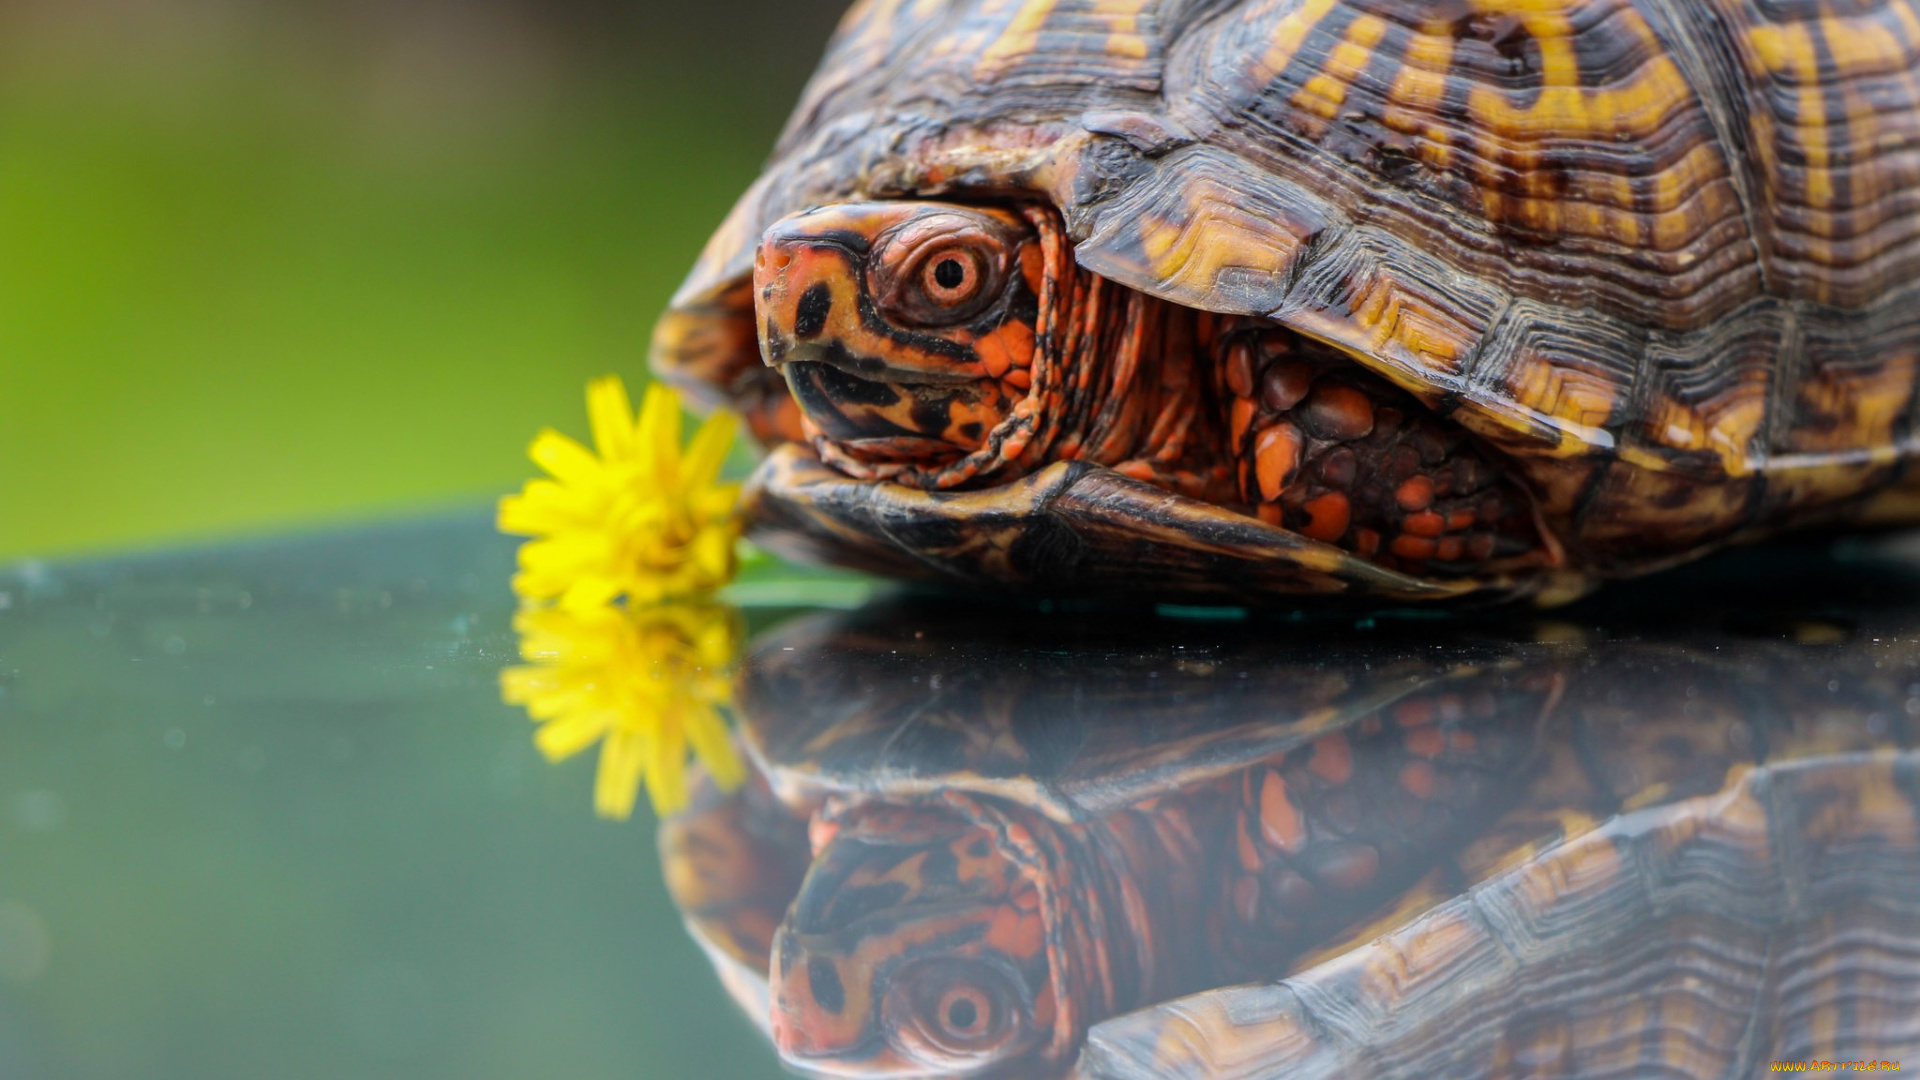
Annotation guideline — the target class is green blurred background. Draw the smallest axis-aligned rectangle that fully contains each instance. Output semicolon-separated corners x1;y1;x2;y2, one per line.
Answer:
0;0;847;561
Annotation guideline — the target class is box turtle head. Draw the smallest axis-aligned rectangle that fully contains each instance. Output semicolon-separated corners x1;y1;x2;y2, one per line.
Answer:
653;0;1920;603
765;794;1098;1078
752;202;1049;490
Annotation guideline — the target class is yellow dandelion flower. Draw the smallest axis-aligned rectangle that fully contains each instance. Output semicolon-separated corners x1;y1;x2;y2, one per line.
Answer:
499;377;742;609
500;601;747;819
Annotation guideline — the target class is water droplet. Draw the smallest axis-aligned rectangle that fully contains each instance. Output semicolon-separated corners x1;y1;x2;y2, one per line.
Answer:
163;635;187;656
163;728;187;750
15;562;58;598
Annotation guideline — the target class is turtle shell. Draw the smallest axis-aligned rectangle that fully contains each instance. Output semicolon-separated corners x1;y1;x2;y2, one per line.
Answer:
659;552;1920;1078
732;600;1539;820
1080;747;1920;1080
654;0;1920;601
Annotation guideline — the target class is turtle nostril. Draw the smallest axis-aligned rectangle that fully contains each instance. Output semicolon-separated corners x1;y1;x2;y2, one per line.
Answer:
756;245;794;276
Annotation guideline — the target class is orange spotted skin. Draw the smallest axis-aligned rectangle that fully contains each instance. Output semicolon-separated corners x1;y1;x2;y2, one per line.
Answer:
654;0;1920;603
1211;320;1544;577
756;201;1231;501
1221;695;1537;977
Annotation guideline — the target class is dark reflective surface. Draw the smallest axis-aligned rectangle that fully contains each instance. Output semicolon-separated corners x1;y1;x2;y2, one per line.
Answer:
665;539;1920;1079
8;520;1920;1079
0;518;797;1080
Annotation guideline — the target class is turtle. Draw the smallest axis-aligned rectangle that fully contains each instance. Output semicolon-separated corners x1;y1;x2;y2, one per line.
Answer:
650;0;1920;605
659;569;1920;1078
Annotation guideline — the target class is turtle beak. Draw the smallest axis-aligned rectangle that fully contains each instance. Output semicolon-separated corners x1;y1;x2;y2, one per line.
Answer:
753;220;952;453
752;211;877;371
767;927;884;1072
752;203;1027;468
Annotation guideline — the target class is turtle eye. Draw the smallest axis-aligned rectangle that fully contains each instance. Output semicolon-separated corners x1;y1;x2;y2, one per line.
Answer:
918;247;985;309
885;957;1026;1066
870;214;1014;328
914;969;1013;1053
935;982;994;1042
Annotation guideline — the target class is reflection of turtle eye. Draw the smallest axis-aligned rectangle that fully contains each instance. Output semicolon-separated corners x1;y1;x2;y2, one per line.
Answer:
935;982;992;1040
885;957;1026;1066
915;973;1009;1053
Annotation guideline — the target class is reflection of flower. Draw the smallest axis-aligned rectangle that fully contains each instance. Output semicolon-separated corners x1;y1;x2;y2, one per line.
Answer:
499;377;741;609
501;602;746;818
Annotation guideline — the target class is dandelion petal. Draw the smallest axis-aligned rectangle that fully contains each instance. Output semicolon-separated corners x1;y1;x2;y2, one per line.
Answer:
595;729;647;820
586;376;636;460
527;429;603;487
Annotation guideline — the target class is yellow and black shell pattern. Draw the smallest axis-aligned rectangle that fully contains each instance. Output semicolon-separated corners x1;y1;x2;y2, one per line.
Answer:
656;0;1920;586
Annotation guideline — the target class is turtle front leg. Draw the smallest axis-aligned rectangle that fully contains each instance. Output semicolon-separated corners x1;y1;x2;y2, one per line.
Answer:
1218;664;1555;977
1217;321;1543;576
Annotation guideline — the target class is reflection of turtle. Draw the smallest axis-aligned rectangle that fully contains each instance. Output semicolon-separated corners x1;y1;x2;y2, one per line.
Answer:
653;0;1920;604
660;592;1920;1078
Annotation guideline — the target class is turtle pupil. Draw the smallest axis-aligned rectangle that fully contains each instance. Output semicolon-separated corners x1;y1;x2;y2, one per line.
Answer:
947;998;978;1030
933;258;965;290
